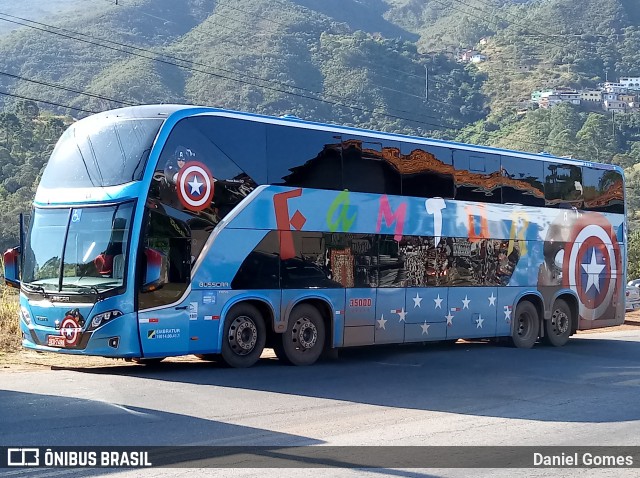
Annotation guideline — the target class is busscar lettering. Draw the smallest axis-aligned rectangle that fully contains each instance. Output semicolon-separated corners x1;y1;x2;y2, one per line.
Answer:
198;282;229;288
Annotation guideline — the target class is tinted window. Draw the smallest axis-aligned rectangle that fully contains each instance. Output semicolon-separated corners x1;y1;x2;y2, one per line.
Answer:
400;236;439;286
400;144;454;199
378;235;406;287
232;231;280;289
485;239;520;286
440;237;488;286
153;117;258;226
205;116;267;183
500;156;545;206
453;150;501;203
544;162;583;208
325;233;378;287
582;167;624;214
341;136;401;195
138;209;190;309
281;231;342;288
267;125;342;190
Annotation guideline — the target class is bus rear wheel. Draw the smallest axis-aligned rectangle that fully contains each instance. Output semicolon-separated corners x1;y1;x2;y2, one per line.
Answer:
221;304;266;368
511;301;539;349
274;304;325;366
543;299;572;347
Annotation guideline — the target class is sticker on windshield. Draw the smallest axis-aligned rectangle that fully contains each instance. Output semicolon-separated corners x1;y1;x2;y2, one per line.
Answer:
71;209;82;223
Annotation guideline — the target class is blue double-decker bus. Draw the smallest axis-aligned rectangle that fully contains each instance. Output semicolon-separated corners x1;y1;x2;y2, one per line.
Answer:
4;105;626;367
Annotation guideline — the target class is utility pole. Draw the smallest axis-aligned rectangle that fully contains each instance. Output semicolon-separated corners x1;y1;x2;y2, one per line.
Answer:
424;64;429;101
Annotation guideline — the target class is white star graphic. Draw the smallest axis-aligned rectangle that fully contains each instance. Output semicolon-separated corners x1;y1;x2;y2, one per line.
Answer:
476;315;484;328
446;312;454;326
377;314;387;330
188;175;203;195
581;249;605;293
421;321;430;335
504;307;512;322
396;308;407;322
63;327;73;338
488;293;496;306
413;293;423;308
462;296;471;309
433;294;443;309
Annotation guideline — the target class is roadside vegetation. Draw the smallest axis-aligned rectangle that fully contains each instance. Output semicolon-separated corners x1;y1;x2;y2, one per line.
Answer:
0;283;20;353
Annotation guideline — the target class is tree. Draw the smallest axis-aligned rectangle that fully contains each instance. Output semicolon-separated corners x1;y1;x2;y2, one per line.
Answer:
576;113;616;163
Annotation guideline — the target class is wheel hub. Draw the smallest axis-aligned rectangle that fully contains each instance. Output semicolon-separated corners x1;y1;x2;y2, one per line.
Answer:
228;316;257;355
552;309;569;334
292;318;317;350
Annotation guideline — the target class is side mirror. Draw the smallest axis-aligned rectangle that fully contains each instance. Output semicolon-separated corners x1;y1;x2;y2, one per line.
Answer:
141;247;168;293
3;246;20;288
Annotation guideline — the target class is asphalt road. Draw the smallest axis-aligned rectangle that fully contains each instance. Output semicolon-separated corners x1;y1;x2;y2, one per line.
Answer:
2;329;640;477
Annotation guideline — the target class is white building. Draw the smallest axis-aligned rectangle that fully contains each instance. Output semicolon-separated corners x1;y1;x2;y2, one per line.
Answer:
619;77;640;90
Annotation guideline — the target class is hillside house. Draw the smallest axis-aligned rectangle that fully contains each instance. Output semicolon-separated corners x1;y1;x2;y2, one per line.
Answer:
603;100;626;112
619;77;640;90
581;90;602;102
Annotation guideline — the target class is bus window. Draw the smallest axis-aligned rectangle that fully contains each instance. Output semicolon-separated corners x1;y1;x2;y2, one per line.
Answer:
325;233;379;288
544;162;583;208
582;167;624;214
453;150;501;203
341;136;401;195
281;232;342;289
500;156;545;206
232;231;280;290
440;237;488;286
399;144;454;199
378;235;406;287
267;125;343;190
138;209;191;309
205;116;267;184
153;117;258;227
400;236;439;286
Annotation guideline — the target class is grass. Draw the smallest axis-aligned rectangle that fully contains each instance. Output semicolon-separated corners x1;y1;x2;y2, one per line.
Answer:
0;284;21;353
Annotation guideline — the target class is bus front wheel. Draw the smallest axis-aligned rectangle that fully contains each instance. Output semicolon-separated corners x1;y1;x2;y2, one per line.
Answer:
221;304;266;368
275;304;326;366
543;299;572;347
511;301;539;349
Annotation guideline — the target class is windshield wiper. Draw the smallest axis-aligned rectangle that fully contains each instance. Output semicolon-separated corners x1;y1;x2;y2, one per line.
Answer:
61;284;104;301
22;283;49;297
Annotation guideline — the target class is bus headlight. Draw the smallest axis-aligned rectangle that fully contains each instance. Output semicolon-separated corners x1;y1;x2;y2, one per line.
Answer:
91;310;123;328
20;306;32;325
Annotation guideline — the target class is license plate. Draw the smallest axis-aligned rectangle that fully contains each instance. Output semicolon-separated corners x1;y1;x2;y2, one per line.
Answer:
47;335;66;347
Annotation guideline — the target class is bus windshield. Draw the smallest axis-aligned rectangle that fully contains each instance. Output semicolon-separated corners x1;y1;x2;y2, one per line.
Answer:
22;202;135;294
40;117;163;188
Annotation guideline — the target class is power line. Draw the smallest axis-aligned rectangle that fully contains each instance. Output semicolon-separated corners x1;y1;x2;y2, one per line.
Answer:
0;90;98;114
0;12;458;130
0;71;138;107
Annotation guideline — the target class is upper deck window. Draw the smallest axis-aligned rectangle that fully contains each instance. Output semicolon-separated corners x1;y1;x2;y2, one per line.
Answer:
41;118;163;188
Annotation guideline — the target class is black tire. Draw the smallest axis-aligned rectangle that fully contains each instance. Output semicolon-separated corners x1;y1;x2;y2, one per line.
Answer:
511;301;539;349
275;304;326;366
132;357;165;365
543;299;572;347
221;303;266;368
